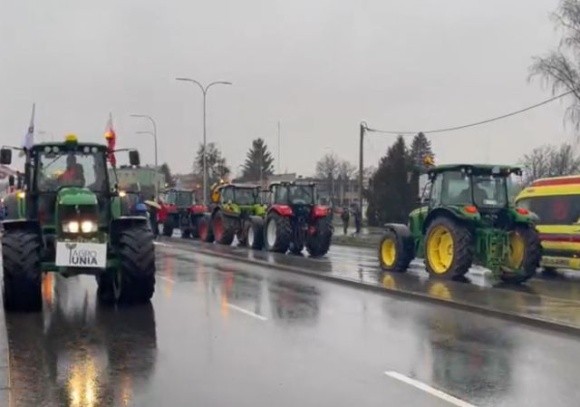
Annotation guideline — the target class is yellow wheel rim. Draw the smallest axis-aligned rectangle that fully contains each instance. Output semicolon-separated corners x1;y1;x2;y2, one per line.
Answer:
426;225;454;274
507;231;525;269
380;238;396;267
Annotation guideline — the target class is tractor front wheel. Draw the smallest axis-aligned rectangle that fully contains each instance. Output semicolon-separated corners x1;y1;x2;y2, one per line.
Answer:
213;211;235;245
500;225;541;284
246;218;264;250
198;214;214;243
306;217;332;257
379;229;414;273
2;230;43;311
119;224;156;303
424;217;473;279
264;213;291;253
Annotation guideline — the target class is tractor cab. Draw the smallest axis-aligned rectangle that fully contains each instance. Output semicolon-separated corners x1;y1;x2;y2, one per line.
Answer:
165;188;195;209
421;164;526;227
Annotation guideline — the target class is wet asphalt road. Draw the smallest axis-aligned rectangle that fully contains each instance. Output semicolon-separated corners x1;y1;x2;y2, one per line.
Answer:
5;242;580;406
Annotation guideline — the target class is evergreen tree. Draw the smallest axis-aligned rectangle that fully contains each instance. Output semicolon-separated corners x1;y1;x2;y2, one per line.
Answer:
159;163;174;187
410;132;434;171
241;138;275;181
366;136;415;225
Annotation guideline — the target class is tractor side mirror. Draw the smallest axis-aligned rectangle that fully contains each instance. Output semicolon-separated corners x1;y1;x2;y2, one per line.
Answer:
8;175;14;187
0;148;12;165
129;150;140;166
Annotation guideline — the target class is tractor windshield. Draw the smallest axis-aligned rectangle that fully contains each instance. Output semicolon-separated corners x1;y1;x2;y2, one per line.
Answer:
167;190;193;207
438;170;509;208
287;185;315;205
234;188;257;205
36;148;108;193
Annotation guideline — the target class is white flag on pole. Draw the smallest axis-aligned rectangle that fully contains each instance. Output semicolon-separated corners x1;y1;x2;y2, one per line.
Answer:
20;103;35;155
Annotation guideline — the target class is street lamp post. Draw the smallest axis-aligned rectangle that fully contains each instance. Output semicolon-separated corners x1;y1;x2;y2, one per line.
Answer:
175;77;232;204
130;114;158;197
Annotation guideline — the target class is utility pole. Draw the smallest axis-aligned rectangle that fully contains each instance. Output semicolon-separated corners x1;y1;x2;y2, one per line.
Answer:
358;122;367;209
277;121;281;174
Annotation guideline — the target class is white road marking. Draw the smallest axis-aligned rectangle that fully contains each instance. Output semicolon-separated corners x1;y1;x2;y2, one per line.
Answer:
158;275;175;283
384;371;477;407
226;303;268;321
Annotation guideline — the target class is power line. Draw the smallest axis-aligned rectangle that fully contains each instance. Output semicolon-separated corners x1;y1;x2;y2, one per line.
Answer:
365;89;575;135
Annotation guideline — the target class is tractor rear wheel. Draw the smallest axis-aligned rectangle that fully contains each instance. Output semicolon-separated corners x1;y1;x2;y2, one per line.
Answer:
379;229;414;272
246;218;264;250
306;217;332;257
162;218;174;237
500;225;541;284
191;216;201;239
198;214;214;243
264;213;291;253
2;230;43;311
213;211;235;245
424;217;473;279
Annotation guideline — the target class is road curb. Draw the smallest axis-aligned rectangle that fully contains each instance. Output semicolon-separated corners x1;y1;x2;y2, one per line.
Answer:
165;240;580;337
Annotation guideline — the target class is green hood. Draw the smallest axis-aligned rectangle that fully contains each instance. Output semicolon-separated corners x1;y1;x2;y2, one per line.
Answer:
58;187;98;206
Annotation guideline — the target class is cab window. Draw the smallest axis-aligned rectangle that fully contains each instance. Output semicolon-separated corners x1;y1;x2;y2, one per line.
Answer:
518;195;580;225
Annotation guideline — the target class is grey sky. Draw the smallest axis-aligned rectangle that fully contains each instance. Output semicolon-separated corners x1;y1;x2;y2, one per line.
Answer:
0;0;571;176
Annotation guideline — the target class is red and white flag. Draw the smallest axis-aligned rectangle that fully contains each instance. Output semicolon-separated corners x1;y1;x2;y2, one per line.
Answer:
104;112;116;166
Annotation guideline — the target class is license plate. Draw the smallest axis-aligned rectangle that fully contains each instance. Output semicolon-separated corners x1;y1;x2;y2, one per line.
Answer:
56;242;107;268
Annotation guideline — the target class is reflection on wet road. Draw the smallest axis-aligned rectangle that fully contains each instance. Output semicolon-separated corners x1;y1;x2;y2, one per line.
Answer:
168;239;580;328
6;243;580;406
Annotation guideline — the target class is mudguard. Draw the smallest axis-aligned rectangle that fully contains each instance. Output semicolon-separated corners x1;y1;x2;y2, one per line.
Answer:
1;219;41;234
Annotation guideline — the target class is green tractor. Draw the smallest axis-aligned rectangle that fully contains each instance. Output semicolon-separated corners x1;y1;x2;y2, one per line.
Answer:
0;134;156;311
378;164;541;284
198;182;267;248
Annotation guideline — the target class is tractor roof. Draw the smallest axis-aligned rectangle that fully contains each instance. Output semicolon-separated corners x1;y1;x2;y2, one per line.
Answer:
31;141;107;151
269;181;316;187
428;164;522;176
217;183;260;190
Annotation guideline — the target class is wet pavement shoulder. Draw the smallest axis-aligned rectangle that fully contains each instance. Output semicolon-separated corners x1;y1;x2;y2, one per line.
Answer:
160;238;580;336
0;286;9;405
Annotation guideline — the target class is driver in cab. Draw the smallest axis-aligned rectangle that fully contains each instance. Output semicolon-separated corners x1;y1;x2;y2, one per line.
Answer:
58;154;85;187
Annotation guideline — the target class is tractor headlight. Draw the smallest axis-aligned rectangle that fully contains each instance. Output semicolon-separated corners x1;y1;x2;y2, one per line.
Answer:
63;221;79;233
62;220;97;234
81;220;98;233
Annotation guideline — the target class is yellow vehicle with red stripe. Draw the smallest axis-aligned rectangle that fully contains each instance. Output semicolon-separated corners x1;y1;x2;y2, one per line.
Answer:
515;175;580;271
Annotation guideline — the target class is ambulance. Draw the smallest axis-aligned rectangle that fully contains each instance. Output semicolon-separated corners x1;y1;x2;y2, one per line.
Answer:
515;175;580;271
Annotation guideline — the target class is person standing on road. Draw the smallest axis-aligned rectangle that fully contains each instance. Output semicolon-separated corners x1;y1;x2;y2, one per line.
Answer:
148;195;159;238
353;204;362;235
341;207;350;235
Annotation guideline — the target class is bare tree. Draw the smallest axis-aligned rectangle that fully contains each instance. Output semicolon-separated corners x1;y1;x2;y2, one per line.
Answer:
520;142;580;184
337;161;357;180
530;0;580;134
315;153;340;179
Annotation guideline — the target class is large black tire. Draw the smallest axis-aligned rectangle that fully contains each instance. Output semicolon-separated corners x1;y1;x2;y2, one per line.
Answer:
424;217;473;279
246;217;264;250
378;229;414;272
500;224;541;284
212;211;235;245
191;216;201;239
2;230;43;311
306;217;333;257
198;214;214;243
98;224;156;304
264;213;292;253
162;218;174;237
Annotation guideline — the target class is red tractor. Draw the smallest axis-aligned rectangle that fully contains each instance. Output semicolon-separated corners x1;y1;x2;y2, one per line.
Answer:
262;182;333;257
160;188;206;238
